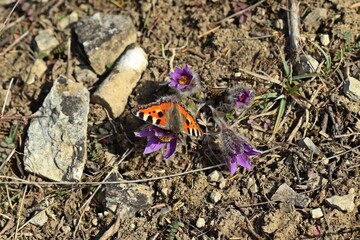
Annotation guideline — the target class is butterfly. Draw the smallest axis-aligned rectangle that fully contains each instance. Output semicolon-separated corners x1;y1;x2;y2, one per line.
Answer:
133;100;202;137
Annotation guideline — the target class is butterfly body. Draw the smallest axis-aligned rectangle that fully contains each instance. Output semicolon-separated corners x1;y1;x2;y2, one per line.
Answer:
134;101;202;137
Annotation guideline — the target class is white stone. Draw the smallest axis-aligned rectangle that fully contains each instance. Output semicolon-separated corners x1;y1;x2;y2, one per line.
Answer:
196;218;206;228
275;19;284;29
57;12;78;30
210;191;222;203
320;34;330;46
91;45;148;117
34;29;60;55
27;59;47;84
310;208;323;219
207;170;222;182
343;77;360;102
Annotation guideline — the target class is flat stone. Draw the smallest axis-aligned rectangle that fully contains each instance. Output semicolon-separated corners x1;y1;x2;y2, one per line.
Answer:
271;183;310;208
196;218;206;228
320;34;330;46
30;211;48;227
210;191;222;203
207;170;223;182
91;45;148;117
34;29;60;55
57;11;78;30
298;137;321;155
343;77;360;102
104;171;153;218
310;208;323;219
325;189;356;212
74;13;137;75
304;8;327;32
23;76;90;181
294;55;319;75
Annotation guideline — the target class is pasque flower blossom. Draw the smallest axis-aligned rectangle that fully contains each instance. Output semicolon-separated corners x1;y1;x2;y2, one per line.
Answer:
135;126;177;160
215;116;261;176
169;64;200;95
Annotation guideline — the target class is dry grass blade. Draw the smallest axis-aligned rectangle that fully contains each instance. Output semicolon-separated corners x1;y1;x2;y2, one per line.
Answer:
236;68;282;85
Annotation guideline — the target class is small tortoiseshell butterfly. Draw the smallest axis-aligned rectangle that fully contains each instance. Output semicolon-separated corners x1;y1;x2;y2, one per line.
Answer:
134;100;202;137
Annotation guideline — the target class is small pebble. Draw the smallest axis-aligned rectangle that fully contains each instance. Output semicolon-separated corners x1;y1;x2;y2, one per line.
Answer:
210;191;222;203
219;179;226;189
207;170;222;182
274;19;284;29
196;217;206;228
310;208;323;219
92;218;98;226
130;223;136;230
320;34;330;46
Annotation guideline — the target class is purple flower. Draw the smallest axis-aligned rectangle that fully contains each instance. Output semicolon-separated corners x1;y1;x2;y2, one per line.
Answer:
235;89;252;107
169;64;194;90
135;126;177;160
215;117;261;176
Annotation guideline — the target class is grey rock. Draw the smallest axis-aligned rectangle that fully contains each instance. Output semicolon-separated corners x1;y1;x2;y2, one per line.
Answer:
196;218;206;228
304;8;327;32
294;55;319;75
271;183;310;208
298;137;321;155
74;13;137;75
92;45;148;117
207;170;223;182
34;29;60;55
104;171;153;218
57;11;78;30
310;208;323;219
343;76;360;102
24;76;90;181
30;211;48;227
210;191;222;203
325;188;356;212
74;68;98;85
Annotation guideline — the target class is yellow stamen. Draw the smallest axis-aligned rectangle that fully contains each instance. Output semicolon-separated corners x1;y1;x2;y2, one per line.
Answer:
178;76;190;85
159;136;173;143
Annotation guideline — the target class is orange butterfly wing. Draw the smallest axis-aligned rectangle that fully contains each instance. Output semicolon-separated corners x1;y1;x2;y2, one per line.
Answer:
134;102;172;129
176;104;202;137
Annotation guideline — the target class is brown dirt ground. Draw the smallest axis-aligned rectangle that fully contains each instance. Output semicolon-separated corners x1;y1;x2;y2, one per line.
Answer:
0;0;359;239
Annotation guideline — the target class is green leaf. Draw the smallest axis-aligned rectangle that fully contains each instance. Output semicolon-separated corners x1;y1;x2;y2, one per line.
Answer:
273;98;287;134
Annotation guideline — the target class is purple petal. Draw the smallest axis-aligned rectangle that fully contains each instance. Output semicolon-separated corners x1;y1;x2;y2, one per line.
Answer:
134;128;153;137
169;80;178;87
236;101;245;107
243;143;261;156
228;156;238;176
236;153;252;170
176;84;188;90
170;72;182;81
164;138;177;160
174;66;183;75
144;136;165;154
